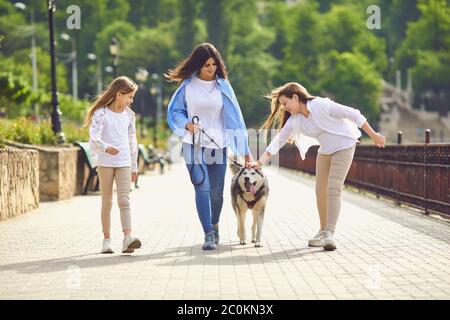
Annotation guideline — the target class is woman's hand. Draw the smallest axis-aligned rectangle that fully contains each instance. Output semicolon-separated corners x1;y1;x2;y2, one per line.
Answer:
106;146;119;155
185;122;201;134
131;172;138;183
244;154;255;168
247;161;262;170
372;133;387;148
247;151;271;169
361;122;387;148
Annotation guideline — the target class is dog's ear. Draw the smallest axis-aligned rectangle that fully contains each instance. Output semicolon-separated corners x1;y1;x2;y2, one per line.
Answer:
255;168;264;177
236;166;245;178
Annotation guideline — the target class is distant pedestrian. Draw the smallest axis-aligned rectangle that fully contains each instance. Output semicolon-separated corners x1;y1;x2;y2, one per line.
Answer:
250;82;386;251
84;76;142;254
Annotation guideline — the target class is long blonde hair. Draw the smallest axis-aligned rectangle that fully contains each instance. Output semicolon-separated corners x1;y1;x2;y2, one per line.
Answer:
261;82;316;132
83;76;138;127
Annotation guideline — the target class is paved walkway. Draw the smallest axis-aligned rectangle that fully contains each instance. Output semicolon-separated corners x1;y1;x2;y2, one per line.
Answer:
0;163;449;300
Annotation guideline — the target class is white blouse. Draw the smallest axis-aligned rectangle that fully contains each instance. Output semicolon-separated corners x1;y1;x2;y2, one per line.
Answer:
182;76;225;149
266;97;367;159
89;107;138;172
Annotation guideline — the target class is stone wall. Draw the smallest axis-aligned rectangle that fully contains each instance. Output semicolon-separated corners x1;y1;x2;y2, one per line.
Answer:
39;146;79;201
6;142;84;201
0;147;39;220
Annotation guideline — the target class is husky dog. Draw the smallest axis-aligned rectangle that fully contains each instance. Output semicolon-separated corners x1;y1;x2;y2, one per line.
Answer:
230;165;269;247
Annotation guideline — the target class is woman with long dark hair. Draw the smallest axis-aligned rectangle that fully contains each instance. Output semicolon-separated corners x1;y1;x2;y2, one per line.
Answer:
166;43;253;250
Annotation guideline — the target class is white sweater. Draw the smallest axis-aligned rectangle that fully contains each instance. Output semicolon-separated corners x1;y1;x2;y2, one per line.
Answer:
266;97;367;159
89;107;138;172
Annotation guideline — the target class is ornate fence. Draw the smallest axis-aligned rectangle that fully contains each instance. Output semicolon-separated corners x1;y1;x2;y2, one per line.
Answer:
278;131;450;217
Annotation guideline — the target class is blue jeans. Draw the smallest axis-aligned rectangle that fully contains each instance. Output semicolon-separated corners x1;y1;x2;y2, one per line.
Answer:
182;142;227;234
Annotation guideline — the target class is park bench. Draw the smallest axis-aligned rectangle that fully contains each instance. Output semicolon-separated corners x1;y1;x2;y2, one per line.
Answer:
138;144;167;174
74;141;99;195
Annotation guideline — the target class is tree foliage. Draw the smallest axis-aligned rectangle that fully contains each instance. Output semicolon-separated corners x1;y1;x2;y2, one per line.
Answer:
0;0;448;128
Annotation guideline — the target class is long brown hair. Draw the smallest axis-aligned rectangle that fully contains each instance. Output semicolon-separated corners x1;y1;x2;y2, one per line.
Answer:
84;76;138;127
261;82;316;132
164;43;228;83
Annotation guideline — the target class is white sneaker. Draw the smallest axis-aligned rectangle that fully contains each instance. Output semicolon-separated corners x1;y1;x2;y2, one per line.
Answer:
122;236;141;253
323;230;337;251
308;230;326;247
101;239;114;254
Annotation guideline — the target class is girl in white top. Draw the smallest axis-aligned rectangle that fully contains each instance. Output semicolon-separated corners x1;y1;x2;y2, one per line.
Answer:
250;82;386;251
84;76;141;254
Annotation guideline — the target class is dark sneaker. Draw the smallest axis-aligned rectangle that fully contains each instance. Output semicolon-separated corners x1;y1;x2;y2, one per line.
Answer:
212;224;219;245
202;231;216;250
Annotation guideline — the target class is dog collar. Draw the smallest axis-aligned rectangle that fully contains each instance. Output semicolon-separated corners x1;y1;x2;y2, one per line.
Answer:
239;187;264;209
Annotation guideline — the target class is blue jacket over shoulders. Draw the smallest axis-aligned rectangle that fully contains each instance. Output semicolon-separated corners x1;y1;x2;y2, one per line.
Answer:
166;75;250;156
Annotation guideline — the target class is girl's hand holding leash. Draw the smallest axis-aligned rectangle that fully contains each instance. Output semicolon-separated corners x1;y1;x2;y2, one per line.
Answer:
106;146;120;155
131;172;138;183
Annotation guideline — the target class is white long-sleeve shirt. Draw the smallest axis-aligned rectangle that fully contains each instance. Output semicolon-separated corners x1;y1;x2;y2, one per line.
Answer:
89;107;138;172
182;76;225;149
266;97;367;159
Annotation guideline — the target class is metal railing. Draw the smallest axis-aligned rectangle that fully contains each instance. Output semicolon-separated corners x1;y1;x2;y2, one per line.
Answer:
278;130;450;217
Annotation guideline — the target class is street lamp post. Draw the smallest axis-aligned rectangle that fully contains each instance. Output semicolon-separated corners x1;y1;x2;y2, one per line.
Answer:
87;53;102;94
135;68;149;138
47;0;64;143
60;33;78;100
109;37;119;78
14;2;38;118
151;73;162;147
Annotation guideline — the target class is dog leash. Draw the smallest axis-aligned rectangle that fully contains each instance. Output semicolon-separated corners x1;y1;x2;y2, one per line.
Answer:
188;116;244;187
191;116;244;167
189;116;205;187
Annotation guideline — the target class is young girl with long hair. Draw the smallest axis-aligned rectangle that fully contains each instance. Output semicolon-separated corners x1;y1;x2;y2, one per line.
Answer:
85;76;142;254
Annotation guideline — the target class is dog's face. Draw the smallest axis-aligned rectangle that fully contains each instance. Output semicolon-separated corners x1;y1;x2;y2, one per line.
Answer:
236;167;265;196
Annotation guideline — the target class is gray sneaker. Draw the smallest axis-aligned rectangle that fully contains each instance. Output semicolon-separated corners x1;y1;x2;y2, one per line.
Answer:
212;224;219;245
308;230;326;247
323;230;337;251
202;231;216;250
122;236;141;253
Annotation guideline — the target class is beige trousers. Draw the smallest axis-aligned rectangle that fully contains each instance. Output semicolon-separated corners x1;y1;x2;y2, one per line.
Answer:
315;144;356;232
97;166;132;233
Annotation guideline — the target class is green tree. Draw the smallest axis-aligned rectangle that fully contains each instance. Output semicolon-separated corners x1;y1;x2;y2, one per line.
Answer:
203;0;229;56
127;0;179;28
0;72;32;118
395;0;450;113
280;1;324;93
119;24;178;77
320;51;381;122
225;0;278;127
175;0;205;56
322;4;387;74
